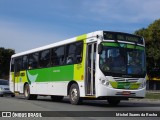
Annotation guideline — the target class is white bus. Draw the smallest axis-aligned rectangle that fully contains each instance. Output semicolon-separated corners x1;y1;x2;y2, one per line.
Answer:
9;31;146;105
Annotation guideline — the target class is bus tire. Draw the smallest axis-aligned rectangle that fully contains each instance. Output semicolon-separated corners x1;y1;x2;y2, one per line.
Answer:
51;95;63;102
24;84;37;100
11;94;15;97
69;83;82;105
0;95;3;97
107;98;120;105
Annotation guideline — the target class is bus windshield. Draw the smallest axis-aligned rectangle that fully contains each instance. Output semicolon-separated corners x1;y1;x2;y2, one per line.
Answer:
99;46;146;78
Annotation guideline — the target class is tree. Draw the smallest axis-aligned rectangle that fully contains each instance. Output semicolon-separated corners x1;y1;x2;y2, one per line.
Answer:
0;47;15;79
134;19;160;77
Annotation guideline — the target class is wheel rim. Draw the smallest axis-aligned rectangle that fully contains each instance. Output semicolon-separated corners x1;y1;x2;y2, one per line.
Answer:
71;88;78;102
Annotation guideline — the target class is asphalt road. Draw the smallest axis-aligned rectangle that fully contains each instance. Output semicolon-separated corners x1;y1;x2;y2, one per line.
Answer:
0;95;160;120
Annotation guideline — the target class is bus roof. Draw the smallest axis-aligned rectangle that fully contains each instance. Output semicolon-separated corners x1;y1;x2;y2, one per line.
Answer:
11;31;103;58
11;30;144;58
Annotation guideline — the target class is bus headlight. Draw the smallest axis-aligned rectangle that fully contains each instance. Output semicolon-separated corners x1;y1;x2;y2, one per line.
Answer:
101;79;109;86
139;81;146;89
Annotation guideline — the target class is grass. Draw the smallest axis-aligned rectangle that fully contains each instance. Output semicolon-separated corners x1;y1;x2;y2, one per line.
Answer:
145;92;160;100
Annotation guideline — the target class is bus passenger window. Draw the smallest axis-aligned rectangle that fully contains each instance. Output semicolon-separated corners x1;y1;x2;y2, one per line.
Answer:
51;46;65;66
22;55;28;70
66;56;73;64
66;41;83;64
75;42;83;63
66;44;76;64
11;58;14;72
28;52;39;69
15;58;22;72
39;50;50;68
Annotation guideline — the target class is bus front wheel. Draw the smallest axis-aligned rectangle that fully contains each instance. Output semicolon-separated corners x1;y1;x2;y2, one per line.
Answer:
69;83;82;105
24;84;37;100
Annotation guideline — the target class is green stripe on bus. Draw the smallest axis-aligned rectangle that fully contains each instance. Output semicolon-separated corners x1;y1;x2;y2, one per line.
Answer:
102;42;145;50
102;42;119;47
27;65;74;82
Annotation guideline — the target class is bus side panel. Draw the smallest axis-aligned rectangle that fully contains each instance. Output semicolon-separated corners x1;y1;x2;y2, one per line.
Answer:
73;35;87;97
30;82;69;95
9;70;28;93
10;34;88;96
27;65;74;95
19;70;28;93
74;34;87;81
9;72;15;92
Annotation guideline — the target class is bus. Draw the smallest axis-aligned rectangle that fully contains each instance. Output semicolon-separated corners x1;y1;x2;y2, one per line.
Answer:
9;31;146;105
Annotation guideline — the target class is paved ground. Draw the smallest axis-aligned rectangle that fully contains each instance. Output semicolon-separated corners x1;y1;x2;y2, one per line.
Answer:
0;95;160;120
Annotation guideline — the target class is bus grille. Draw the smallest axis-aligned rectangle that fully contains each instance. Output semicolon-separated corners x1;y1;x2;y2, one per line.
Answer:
113;77;139;83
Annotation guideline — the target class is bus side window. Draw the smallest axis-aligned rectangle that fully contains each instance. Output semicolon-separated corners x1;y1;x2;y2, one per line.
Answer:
11;58;14;72
22;55;28;70
28;52;39;69
75;41;83;63
66;44;76;64
39;50;50;68
66;41;83;64
14;57;22;74
51;48;58;66
51;46;65;66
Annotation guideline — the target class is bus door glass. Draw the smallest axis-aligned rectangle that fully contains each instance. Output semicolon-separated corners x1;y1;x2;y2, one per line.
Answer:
86;43;96;95
10;58;15;92
14;57;21;92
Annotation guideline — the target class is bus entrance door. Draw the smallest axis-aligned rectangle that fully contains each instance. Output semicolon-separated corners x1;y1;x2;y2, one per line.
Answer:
14;58;21;93
85;43;96;95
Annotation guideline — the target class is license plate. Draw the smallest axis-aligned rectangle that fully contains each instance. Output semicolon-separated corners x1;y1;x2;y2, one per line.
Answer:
122;91;131;95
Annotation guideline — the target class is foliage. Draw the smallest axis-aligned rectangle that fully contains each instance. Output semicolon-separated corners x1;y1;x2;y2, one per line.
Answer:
0;47;15;78
134;19;160;78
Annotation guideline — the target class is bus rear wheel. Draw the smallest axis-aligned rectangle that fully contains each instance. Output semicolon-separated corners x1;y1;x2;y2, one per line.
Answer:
51;95;63;102
69;83;82;105
11;94;15;97
24;84;37;100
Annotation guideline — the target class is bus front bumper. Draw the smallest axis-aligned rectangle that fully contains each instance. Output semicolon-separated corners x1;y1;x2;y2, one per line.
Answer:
97;84;146;98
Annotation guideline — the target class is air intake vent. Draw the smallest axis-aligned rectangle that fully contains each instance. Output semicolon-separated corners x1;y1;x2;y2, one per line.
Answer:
113;77;138;82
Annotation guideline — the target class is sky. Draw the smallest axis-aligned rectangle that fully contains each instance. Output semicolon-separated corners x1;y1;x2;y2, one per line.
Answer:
0;0;160;53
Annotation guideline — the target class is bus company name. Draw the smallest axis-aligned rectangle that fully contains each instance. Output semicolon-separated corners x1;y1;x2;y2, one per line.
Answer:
53;70;60;73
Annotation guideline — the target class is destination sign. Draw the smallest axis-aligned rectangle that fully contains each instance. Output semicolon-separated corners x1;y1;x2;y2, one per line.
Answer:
103;31;144;44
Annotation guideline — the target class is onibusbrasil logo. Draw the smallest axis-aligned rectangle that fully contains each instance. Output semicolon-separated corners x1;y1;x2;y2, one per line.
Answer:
1;112;42;118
